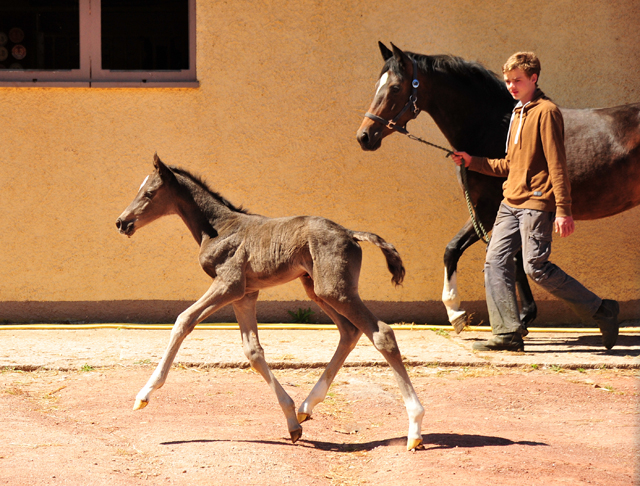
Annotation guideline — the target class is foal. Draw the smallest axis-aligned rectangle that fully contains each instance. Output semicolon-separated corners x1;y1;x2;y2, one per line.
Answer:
116;154;424;450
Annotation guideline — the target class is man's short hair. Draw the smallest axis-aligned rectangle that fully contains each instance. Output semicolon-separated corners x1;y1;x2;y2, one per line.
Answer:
502;52;541;79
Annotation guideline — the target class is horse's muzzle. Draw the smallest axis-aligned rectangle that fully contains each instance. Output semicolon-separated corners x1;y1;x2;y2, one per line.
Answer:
115;218;135;237
356;127;382;151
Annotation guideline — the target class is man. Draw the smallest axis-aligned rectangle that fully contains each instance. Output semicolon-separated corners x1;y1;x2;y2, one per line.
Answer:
452;52;619;352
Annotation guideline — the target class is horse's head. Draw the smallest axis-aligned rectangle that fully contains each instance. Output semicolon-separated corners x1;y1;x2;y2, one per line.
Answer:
116;153;177;237
357;42;420;151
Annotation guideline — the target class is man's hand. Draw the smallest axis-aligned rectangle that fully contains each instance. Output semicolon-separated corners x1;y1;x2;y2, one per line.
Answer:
554;216;575;237
452;151;472;167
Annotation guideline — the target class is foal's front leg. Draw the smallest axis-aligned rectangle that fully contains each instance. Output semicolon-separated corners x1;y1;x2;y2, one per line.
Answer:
133;280;241;410
232;292;303;443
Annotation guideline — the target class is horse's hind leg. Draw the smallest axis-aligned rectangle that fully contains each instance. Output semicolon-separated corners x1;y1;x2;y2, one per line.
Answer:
232;291;302;443
296;275;363;423
327;295;424;451
133;280;242;410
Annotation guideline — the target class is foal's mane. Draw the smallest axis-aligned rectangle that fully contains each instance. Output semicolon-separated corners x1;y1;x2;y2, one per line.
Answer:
170;166;249;214
387;52;512;103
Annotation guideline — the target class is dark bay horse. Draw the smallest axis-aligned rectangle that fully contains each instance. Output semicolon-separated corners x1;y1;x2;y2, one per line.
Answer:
357;42;640;332
115;154;425;451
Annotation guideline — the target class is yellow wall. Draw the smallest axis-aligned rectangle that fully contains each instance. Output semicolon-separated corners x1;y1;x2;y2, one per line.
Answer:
1;0;639;323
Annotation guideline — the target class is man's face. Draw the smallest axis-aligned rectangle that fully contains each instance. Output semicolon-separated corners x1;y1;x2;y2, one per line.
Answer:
504;67;538;103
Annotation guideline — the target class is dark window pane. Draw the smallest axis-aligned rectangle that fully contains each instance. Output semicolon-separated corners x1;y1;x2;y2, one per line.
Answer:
101;0;189;71
0;0;79;70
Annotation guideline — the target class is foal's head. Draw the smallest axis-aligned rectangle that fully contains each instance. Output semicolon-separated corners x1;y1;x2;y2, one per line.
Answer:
116;153;177;237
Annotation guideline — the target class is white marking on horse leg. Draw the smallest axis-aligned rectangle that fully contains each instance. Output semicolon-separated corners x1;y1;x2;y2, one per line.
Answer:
134;311;197;409
366;320;425;449
134;280;239;410
442;267;468;333
138;175;149;191
335;301;424;451
298;305;361;422
297;332;359;421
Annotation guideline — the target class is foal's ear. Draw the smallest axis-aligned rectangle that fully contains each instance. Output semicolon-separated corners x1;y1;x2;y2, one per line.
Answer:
153;153;174;180
379;41;393;61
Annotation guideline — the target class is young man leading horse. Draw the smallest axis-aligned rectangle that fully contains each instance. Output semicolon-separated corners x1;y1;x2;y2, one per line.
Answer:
452;52;620;352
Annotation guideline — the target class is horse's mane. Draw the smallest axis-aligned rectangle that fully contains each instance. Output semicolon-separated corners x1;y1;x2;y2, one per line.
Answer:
387;52;513;104
170;166;250;214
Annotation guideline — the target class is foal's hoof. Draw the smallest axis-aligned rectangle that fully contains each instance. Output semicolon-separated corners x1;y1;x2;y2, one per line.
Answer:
297;412;312;424
407;438;424;451
451;314;468;334
290;427;303;444
133;399;148;411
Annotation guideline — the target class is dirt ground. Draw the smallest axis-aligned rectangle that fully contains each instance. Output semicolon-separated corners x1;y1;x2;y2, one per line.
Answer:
1;364;637;485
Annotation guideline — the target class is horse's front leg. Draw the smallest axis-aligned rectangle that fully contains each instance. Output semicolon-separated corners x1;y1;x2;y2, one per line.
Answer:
133;279;242;410
232;292;303;443
443;220;480;333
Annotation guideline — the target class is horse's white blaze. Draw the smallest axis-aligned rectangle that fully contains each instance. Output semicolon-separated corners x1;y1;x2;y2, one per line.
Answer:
375;71;389;96
139;175;149;191
442;267;467;331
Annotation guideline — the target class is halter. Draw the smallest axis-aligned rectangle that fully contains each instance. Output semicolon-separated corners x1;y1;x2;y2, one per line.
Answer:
363;59;491;243
365;58;421;135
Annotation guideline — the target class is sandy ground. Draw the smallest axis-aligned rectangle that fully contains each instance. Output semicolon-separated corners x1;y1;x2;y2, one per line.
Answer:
1;366;637;486
0;327;638;485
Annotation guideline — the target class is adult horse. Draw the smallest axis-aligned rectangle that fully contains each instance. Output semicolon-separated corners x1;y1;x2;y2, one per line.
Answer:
116;154;425;451
357;42;640;332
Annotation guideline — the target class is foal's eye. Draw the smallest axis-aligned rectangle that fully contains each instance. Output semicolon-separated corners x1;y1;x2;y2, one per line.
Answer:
144;191;154;199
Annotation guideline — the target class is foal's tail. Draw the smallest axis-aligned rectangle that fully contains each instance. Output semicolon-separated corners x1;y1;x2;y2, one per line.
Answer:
351;231;406;286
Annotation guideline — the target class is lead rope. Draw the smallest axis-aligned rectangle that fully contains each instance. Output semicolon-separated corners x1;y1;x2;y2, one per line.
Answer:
401;132;491;244
459;163;491;244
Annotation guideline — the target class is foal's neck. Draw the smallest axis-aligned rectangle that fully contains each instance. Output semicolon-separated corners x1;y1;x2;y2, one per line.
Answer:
174;177;240;245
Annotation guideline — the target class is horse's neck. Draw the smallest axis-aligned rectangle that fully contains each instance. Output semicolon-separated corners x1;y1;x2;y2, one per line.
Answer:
175;184;237;245
421;75;513;158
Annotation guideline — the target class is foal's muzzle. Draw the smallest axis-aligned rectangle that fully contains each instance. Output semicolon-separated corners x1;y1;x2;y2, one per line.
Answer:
115;218;135;237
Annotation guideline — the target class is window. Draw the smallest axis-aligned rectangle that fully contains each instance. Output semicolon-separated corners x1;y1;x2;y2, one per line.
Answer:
0;0;197;87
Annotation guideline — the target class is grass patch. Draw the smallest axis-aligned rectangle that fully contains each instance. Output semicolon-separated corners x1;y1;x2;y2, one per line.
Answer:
288;307;315;324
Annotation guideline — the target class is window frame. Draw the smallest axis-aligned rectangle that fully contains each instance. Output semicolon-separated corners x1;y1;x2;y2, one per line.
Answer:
0;0;197;88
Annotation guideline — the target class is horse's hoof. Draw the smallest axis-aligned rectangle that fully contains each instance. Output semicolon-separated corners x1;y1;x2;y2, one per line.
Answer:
297;412;312;424
133;399;148;411
290;427;303;444
451;314;468;334
407;438;424;451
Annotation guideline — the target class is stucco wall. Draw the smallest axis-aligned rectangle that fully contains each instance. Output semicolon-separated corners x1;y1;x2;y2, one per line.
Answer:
1;0;639;324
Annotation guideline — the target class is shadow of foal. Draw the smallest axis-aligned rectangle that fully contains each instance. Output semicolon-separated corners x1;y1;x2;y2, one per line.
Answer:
115;154;425;451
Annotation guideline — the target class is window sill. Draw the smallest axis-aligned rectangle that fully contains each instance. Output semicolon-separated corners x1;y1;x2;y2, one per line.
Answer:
0;80;200;88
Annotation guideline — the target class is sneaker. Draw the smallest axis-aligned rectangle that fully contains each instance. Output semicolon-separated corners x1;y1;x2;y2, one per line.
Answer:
593;299;620;350
472;332;524;352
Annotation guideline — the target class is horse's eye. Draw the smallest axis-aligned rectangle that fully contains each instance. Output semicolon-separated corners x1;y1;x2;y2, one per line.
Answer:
390;84;401;93
144;191;154;199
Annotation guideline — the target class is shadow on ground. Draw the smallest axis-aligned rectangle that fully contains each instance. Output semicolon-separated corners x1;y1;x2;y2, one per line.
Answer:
160;433;549;453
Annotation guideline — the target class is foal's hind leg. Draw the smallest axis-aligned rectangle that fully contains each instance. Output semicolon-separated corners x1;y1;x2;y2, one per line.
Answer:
327;295;425;451
296;275;363;424
232;291;303;443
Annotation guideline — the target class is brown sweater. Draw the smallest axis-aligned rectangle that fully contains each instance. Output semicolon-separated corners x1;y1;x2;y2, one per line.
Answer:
469;89;572;217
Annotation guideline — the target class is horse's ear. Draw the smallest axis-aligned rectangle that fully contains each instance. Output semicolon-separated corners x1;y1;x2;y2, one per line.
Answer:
379;41;393;61
153;153;173;180
390;42;411;69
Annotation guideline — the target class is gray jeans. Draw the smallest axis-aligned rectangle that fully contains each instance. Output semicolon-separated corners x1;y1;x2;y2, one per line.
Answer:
485;203;602;335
